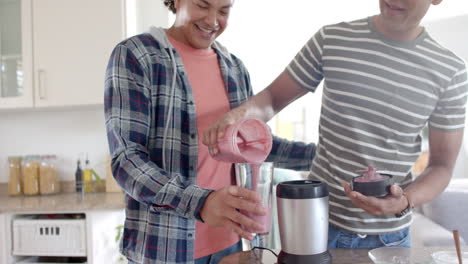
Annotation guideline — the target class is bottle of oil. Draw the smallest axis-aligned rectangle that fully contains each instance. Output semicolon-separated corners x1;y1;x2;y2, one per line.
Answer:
83;156;93;192
75;159;83;193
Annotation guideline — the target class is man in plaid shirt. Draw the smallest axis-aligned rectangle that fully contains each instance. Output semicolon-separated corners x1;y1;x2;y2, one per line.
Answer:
104;0;316;263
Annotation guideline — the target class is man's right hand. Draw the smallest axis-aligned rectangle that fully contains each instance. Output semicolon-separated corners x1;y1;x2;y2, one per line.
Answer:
200;185;266;240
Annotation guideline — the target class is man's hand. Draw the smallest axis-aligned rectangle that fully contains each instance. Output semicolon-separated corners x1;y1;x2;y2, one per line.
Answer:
202;109;246;156
200;185;267;240
341;181;408;215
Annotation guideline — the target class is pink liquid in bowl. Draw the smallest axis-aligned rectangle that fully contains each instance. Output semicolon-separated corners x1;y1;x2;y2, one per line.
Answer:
354;166;388;182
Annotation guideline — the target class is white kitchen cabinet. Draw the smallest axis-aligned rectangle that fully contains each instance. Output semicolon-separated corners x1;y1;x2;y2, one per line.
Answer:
4;210;125;264
0;0;34;109
0;0;173;109
0;213;6;264
31;0;125;107
1;0;125;109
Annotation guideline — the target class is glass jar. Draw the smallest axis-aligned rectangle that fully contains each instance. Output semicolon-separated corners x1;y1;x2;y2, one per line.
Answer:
8;156;23;195
39;155;60;195
22;155;40;195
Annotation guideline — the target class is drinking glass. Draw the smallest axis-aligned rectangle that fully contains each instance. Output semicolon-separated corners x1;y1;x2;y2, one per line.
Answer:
235;162;273;235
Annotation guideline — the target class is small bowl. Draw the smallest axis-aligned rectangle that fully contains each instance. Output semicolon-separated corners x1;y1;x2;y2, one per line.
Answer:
352;174;393;197
432;250;468;264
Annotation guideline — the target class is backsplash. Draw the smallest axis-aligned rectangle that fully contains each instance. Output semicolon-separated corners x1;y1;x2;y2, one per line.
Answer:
0;107;109;183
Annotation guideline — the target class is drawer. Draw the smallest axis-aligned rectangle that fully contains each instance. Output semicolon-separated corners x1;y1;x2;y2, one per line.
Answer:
13;218;86;257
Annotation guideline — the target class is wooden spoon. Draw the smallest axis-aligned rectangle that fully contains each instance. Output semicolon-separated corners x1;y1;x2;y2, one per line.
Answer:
453;230;463;264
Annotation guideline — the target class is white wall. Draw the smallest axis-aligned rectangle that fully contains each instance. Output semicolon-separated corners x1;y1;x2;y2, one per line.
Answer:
126;0;170;37
424;14;468;179
0;107;108;183
424;14;468;60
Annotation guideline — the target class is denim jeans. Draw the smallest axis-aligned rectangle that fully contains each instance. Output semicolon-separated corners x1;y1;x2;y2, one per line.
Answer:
194;240;243;264
328;224;411;248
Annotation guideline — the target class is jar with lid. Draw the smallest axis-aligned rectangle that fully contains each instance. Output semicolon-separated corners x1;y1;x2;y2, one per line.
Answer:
39;155;60;194
8;156;23;195
22;155;40;195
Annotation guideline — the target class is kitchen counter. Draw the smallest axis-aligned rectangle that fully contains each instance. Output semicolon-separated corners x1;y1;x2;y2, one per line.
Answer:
220;248;372;264
219;247;468;264
0;183;125;213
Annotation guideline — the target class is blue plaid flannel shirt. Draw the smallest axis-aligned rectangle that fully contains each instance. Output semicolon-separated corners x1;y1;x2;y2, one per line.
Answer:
104;27;316;263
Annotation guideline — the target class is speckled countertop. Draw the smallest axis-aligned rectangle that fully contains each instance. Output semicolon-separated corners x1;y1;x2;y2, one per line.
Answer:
0;182;125;213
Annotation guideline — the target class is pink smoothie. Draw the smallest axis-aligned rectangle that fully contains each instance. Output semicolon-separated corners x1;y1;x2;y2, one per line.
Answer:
241;163;272;234
213;119;272;163
354;166;388;182
241;206;272;235
212;119;274;235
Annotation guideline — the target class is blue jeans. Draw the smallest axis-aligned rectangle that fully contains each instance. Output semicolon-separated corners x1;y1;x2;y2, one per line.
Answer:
328;224;411;248
195;240;243;264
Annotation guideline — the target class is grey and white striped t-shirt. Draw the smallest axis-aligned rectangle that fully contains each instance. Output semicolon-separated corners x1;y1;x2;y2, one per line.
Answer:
287;17;468;234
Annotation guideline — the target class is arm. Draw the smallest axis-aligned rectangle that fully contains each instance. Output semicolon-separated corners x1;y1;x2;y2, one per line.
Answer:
343;65;468;215
405;65;468;206
203;71;308;153
241;71;309;122
267;136;316;171
404;128;464;206
406;67;468;209
204;27;326;154
342;128;464;215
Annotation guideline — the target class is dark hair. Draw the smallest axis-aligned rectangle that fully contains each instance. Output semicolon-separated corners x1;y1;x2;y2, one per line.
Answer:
163;0;176;14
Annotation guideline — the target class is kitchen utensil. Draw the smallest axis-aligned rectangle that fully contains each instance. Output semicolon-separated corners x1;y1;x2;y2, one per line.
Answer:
212;118;272;164
453;230;463;264
276;180;331;264
235;162;273;235
352;166;394;197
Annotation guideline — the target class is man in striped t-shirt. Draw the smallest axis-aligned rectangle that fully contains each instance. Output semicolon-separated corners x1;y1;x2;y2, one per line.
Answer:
205;0;468;248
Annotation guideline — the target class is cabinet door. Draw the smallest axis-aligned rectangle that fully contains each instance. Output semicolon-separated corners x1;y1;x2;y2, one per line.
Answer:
0;0;34;109
32;0;125;107
0;214;7;263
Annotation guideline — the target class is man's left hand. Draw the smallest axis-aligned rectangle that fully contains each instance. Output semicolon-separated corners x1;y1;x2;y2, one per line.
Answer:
341;181;408;215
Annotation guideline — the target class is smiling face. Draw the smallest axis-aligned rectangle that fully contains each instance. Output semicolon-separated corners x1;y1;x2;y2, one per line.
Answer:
375;0;442;39
168;0;234;50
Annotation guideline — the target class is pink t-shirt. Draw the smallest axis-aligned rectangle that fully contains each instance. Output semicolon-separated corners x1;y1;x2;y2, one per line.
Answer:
168;35;240;259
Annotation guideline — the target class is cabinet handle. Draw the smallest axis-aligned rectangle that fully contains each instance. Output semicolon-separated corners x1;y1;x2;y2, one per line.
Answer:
38;69;46;100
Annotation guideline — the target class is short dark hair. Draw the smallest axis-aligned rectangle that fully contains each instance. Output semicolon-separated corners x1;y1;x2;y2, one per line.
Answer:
163;0;176;14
